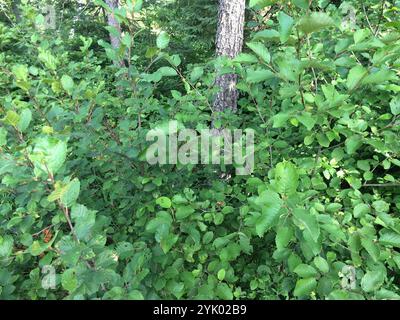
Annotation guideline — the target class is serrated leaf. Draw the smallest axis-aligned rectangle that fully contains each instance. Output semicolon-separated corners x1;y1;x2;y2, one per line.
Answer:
60;178;80;207
298;12;334;34
254;191;282;237
345;135;363;155
353;203;370;218
313;256;329;273
61;269;78;292
216;283;233;300
157;31;170;49
17;109;32;132
275;226;293;249
156;197;172;209
0;235;13;257
61;75;74;94
390;96;400;115
361;270;385;293
71;204;96;240
380;232;400;248
158;66;177;77
293;208;320;242
160;233;178;254
297;112;316;130
347;65;368;90
246;68;275;83
293;277;317;297
29;137;67;176
175;206;194;220
246;42;270;63
294;264;318;278
275;161;299;195
217;269;226;281
277;12;294;43
361;237;380;262
3;111;20;127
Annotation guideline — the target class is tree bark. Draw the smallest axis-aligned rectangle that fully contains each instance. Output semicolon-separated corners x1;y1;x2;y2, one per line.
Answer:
213;0;246;113
105;0;125;67
12;0;21;23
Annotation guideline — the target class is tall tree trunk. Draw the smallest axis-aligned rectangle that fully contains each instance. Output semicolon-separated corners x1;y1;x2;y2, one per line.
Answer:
213;0;246;113
105;0;125;67
12;0;21;23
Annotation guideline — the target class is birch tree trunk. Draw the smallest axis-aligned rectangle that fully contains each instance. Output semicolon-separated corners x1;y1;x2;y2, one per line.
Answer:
213;0;246;113
105;0;125;67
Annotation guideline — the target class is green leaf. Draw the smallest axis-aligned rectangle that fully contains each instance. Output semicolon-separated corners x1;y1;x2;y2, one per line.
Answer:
316;133;330;147
0;235;13;257
313;256;329;273
246;68;275;83
158;66;177;77
61;269;78;292
160;233;178;254
277;12;294;43
12;64;28;81
3;111;20;127
17;109;32;132
61;75;74;94
272;112;290;128
372;200;390;213
60;178;80;207
156;31;170;49
297;112;316;130
353;203;370;218
363;68;397;85
292;0;309;9
246;42;270;64
347;65;368;90
190;66;204;82
275;161;299;195
29;241;46;256
293;278;317;297
390;96;400;116
361;237;380;262
166;280;184;299
275;226;293;249
127;290;144;300
254;190;282;237
217;269;226;281
294;264;318;278
156;197;172;209
134;0;143;12
216;283;233;300
298;12;334;34
361;270;385;293
380;232;400;248
29;137;67;176
0;127;7;146
345;135;363;155
146;211;172;233
175;206;195;220
71;204;96;240
249;0;262;7
253;29;280;41
293;208;320;242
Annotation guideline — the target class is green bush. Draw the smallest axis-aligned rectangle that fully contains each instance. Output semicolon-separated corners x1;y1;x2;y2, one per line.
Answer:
0;0;399;300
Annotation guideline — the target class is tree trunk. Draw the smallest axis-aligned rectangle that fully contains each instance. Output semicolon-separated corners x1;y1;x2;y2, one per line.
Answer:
105;0;125;67
213;0;246;113
12;0;21;23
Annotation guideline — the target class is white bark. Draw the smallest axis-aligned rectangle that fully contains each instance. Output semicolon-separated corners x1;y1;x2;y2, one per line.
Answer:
213;0;246;113
105;0;125;67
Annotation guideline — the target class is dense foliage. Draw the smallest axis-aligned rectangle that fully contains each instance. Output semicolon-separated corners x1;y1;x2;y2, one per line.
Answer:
0;0;400;300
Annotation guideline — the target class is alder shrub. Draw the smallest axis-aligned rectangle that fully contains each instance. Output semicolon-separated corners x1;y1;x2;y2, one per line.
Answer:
0;0;400;299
